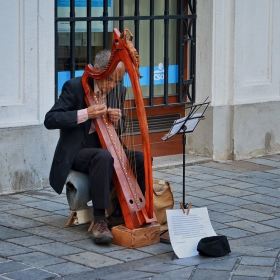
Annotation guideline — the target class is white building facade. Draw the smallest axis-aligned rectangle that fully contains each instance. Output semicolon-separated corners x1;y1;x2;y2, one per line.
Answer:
0;0;279;194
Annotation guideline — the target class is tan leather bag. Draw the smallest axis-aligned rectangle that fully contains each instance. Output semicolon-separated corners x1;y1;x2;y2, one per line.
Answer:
153;179;174;231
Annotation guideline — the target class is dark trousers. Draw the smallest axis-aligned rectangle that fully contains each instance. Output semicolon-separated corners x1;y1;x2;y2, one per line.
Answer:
71;132;145;209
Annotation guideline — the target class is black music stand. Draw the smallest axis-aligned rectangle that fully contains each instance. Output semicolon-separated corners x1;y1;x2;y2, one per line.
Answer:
162;98;210;208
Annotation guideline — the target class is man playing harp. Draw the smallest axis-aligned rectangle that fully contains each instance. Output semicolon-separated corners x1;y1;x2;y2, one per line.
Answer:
44;50;145;244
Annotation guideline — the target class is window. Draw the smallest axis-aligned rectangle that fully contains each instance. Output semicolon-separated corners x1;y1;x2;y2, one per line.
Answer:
54;0;196;106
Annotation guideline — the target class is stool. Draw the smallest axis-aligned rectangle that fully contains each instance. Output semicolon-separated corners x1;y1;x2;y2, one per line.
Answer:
65;170;94;231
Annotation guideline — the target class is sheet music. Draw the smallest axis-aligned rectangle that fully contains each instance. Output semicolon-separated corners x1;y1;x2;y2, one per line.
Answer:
166;208;216;258
162;113;203;141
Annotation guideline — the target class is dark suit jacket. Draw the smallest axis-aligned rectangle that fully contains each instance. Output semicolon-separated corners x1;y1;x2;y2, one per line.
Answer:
44;76;126;194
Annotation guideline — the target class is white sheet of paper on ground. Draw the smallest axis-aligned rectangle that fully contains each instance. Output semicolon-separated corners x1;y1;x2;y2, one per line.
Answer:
166;207;216;258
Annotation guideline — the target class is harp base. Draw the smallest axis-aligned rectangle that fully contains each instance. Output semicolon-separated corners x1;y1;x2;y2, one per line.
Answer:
111;223;160;248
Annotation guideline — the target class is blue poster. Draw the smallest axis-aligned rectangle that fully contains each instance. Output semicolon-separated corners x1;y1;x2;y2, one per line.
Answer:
58;64;178;93
57;0;111;8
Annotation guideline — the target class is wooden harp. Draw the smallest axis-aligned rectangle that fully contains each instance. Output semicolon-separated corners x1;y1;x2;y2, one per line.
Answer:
81;28;157;230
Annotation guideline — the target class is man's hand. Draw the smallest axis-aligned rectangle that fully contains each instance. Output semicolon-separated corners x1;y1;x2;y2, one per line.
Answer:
87;104;107;119
107;107;122;123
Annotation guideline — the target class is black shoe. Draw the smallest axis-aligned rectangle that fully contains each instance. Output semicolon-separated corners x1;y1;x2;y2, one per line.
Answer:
107;215;125;228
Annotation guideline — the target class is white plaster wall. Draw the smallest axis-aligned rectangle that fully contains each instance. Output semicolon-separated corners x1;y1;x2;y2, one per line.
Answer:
0;0;57;194
194;0;280;160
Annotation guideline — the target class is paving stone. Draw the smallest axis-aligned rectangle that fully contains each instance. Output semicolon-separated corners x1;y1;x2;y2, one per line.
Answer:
136;242;173;255
198;256;237;270
241;203;280;214
0;260;31;274
261;218;280;229
246;158;280;168
225;209;275;222
191;268;230;280
241;171;279;180
0;225;30;240
232;276;269;280
30;241;85;257
239;256;275;266
179;196;217;207
3;267;59;280
234;245;275;256
0;202;25;212
137;262;184;274
44;261;93;276
0;194;43;204
53;208;72;217
233;265;273;277
255;238;280;249
232;160;277;170
225;181;257;189
226;220;276;234
185;165;218;174
46;194;69;204
190;189;221;198
24;190;59;198
246;186;280;197
24;200;67;212
188;173;222;181
208;195;253;206
151;266;194;279
242;194;280;207
104;248;152;262
266;168;280;175
216;227;254;238
207;203;239;212
0;240;33;257
6;207;52;218
0;257;7;262
96;270;155;280
32;213;69;228
63;251;123;268
185;180;218;188
68;238;123;254
9;252;66;268
23;225;88;243
169;183;196;194
208;211;241;223
229;231;280;247
62;223;91;234
7;235;53;247
238;177;280;188
207;185;255;197
0;213;44;229
211;220;230;230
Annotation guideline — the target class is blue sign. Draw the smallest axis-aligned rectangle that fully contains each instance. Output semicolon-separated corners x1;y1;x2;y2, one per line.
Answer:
57;0;111;8
57;64;178;93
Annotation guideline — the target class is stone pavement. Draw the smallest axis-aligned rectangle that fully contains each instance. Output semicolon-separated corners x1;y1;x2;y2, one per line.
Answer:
0;154;280;280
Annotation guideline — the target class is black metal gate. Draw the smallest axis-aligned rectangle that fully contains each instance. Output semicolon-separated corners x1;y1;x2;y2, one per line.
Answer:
54;0;196;106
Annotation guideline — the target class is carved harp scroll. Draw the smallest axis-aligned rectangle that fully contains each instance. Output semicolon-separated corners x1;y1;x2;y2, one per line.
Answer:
81;28;156;230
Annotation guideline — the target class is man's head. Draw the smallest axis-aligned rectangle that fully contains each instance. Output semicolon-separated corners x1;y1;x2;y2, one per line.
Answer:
93;50;125;94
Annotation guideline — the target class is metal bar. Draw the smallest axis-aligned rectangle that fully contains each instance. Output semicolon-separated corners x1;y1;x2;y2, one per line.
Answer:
54;0;58;100
149;0;155;106
119;0;124;32
192;0;196;102
70;0;76;79
134;0;140;51
103;0;108;48
86;0;92;63
178;0;183;103
164;0;169;105
56;14;196;22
